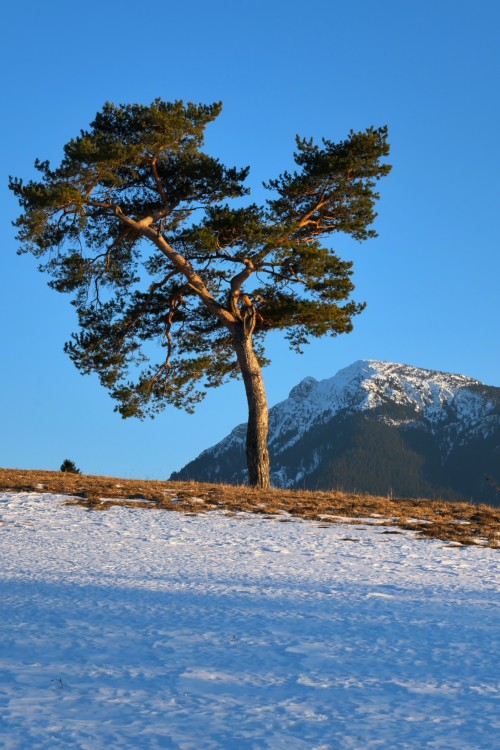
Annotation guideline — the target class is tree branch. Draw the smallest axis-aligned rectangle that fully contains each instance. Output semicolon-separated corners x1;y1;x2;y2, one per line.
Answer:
260;263;308;287
297;198;328;228
109;210;237;330
230;258;255;294
163;285;188;369
151;154;169;208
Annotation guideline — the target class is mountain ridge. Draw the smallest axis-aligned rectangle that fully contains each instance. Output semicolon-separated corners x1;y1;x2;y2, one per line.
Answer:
171;360;500;504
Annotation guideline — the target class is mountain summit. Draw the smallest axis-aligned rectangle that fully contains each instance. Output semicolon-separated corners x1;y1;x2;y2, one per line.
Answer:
171;360;500;504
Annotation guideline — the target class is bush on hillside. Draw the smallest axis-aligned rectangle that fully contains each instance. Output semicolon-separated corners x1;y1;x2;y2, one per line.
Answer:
60;459;81;474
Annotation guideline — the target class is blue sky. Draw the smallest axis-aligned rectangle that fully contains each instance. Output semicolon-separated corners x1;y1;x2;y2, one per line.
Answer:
1;0;499;478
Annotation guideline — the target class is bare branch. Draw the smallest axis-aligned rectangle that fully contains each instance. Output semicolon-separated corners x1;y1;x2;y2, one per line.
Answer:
87;199;116;210
230;257;255;295
297;198;328;228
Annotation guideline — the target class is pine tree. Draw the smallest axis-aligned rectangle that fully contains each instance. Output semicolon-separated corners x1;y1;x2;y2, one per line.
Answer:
10;99;391;487
60;459;81;474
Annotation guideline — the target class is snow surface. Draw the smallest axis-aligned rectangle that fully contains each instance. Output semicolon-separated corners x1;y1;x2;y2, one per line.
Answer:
1;491;499;749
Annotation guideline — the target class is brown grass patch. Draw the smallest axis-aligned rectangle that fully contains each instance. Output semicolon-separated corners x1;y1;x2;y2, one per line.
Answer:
1;467;499;549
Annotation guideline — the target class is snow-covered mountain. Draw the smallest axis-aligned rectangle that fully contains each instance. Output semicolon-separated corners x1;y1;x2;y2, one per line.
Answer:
171;360;500;503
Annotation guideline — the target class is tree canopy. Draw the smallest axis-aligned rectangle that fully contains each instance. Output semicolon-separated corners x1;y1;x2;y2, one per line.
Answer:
10;99;391;486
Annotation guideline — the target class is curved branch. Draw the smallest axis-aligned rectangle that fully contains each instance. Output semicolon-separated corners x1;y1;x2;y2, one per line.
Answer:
112;207;237;330
230;257;255;294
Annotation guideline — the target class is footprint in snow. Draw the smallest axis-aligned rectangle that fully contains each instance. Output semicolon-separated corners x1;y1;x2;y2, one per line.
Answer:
255;546;291;554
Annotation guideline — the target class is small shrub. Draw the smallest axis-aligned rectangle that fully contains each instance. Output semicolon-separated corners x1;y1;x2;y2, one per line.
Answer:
60;459;81;474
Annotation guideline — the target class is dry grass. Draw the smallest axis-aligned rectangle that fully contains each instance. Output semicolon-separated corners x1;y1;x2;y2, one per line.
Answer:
1;467;499;549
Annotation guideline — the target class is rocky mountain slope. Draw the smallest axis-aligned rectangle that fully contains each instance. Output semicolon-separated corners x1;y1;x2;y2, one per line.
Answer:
171;361;500;504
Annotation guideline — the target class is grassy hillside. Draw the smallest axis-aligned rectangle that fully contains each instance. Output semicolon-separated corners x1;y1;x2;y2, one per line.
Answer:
1;467;499;549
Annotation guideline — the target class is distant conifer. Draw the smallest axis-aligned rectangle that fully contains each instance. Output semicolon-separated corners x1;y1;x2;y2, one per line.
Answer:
60;459;81;474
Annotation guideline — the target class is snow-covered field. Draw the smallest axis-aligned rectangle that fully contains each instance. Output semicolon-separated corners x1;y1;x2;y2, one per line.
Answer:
1;492;499;749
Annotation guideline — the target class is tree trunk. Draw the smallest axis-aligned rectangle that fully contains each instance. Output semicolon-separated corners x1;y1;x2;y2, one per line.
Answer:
233;330;271;489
